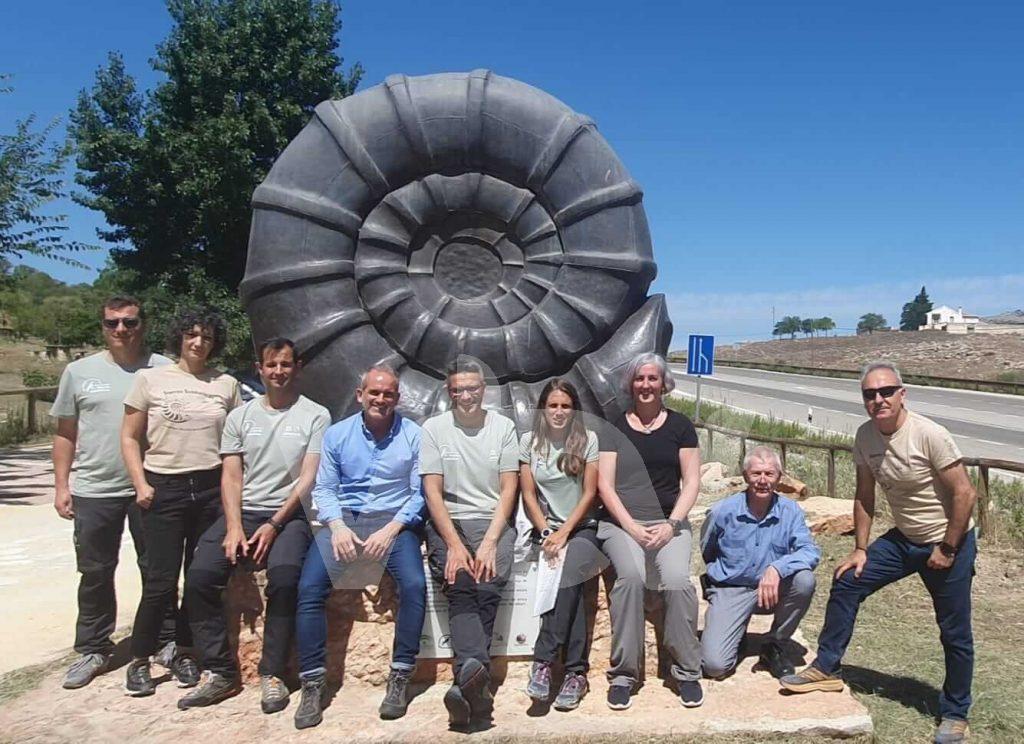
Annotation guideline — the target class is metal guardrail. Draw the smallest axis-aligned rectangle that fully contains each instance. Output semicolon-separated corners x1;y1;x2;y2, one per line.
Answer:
692;420;1024;539
0;386;58;435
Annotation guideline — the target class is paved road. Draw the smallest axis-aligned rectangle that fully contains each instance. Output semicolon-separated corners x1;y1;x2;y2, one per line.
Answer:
670;365;1024;466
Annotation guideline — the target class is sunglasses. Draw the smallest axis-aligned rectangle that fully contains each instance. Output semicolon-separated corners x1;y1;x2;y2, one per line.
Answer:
861;385;902;401
102;317;141;329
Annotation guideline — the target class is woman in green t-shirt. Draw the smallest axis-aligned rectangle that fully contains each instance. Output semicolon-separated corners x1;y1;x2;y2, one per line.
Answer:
520;379;603;712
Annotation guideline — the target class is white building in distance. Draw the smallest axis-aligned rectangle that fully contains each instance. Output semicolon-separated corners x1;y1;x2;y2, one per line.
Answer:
919;305;981;333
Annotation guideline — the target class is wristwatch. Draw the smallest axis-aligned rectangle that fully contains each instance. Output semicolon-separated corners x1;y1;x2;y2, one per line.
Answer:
540;528;554;540
667;518;684;536
938;541;958;558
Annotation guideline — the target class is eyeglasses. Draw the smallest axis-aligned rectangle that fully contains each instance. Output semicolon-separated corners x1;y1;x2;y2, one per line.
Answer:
449;384;483;396
861;385;902;401
102;317;141;329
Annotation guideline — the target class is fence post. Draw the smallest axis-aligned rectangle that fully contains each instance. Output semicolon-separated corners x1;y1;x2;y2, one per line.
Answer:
738;436;747;474
26;391;37;435
976;465;990;538
827;448;836;498
780;442;787;471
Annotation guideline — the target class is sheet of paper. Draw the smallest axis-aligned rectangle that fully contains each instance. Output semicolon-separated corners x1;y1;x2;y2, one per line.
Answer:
533;549;565;617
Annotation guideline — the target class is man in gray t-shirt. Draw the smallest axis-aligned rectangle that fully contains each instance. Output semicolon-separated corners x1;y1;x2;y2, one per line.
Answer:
421;358;519;726
50;296;173;689
179;337;329;713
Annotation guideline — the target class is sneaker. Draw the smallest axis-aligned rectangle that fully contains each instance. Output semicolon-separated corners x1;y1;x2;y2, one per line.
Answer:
458;658;492;720
779;665;845;693
678;679;704;708
606;684;632;710
62;653;109;689
261;675;290;714
553;673;588;711
526;661;552;701
171;652;201;688
934;718;970;743
125;658;155;697
294;674;327;730
759;641;795;679
379;668;412;720
177;672;242;709
154;641;177;669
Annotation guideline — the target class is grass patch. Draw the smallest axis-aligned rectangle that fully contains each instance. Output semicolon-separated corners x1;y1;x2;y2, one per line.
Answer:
0;652;74;704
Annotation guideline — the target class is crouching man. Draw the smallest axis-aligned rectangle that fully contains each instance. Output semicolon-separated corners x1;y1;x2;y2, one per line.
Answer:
293;365;427;729
701;446;820;680
179;338;330;712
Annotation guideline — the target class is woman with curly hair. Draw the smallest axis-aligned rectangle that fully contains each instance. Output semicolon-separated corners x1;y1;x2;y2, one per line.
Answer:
121;307;241;696
520;378;603;711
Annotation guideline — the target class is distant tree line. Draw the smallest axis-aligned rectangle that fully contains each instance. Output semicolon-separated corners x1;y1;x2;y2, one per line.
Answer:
772;316;836;340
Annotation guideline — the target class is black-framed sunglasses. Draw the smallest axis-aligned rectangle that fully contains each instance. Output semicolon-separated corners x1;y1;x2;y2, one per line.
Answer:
102;317;141;329
862;385;902;401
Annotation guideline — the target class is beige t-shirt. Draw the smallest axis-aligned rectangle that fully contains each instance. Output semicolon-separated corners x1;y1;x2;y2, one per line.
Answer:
853;410;972;544
125;364;242;474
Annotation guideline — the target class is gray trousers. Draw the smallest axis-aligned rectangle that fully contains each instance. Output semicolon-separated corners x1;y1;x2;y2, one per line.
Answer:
598;519;701;686
700;569;816;679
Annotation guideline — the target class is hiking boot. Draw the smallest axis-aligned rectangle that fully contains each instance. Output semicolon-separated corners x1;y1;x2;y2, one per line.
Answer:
606;684;632;710
379;668;412;720
125;658;155;697
62;653;109;689
779;665;845;693
154;641;177;669
677;679;704;708
759;640;795;679
171;652;201;688
294;674;327;730
934;718;970;743
526;661;552;701
443;683;471;727
260;675;290;714
457;658;492;720
177;672;241;709
553;673;588;711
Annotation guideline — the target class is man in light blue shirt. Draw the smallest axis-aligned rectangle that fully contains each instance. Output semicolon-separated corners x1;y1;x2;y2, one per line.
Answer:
293;365;426;729
700;445;820;680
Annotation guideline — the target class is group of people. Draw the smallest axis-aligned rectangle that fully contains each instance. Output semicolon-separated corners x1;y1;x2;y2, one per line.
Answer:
51;295;977;744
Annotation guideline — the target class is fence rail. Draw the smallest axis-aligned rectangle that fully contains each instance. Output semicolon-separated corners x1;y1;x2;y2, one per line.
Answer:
692;420;1024;539
0;386;58;435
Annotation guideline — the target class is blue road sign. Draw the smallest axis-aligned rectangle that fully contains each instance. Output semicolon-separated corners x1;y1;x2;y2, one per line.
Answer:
687;334;715;376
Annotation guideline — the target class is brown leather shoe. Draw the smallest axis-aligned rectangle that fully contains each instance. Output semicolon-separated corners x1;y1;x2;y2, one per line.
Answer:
779;665;844;693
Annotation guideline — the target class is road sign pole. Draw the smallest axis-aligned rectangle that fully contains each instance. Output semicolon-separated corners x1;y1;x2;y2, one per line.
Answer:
695;374;702;422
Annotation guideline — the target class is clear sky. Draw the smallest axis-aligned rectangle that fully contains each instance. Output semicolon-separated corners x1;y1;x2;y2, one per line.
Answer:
3;0;1023;347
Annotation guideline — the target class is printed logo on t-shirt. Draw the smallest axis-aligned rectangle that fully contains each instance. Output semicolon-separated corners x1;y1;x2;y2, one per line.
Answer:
440;445;460;460
282;425;303;438
488;448;498;461
81;378;112;394
242;419;264;437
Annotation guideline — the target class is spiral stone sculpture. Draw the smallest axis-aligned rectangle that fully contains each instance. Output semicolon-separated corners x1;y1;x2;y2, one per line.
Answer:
243;70;672;429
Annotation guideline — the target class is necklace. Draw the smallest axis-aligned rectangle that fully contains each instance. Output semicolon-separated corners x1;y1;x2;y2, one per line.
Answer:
631;408;664;434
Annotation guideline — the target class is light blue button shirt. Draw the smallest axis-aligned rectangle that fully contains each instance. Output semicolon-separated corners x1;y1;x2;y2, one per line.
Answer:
702;491;820;587
312;412;425;527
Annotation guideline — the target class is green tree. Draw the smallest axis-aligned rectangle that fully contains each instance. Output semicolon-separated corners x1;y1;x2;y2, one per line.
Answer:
813;316;836;336
800;318;815;337
899;285;933;331
857;313;888;335
1;77;91;267
773;315;802;340
70;0;362;292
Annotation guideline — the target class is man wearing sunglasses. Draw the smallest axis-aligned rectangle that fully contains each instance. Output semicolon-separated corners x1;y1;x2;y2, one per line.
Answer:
50;296;175;689
780;362;977;744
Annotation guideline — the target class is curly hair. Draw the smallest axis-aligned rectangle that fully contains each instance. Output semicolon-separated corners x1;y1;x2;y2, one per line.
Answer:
166;306;228;360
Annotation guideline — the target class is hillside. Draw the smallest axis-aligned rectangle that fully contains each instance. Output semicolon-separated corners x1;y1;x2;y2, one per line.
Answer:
713;331;1024;381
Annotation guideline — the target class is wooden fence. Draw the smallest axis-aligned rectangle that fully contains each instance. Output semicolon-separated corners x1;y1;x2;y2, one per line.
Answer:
0;386;58;435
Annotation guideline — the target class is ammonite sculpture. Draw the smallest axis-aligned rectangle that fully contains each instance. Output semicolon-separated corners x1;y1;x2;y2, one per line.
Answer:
242;70;672;429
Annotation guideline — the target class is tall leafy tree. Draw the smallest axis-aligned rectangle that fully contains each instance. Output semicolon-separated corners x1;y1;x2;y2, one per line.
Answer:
1;77;91;267
857;312;888;335
70;0;362;291
813;316;836;336
800;318;815;337
773;315;802;340
899;285;933;331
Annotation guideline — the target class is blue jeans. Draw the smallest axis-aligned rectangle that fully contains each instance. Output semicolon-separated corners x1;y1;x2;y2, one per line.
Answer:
814;528;975;720
295;524;427;676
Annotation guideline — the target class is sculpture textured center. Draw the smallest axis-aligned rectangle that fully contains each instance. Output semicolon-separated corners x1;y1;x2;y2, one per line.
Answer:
434;242;503;299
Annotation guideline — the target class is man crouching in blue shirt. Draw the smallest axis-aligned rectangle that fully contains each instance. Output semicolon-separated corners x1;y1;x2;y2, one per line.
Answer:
700;445;820;680
293;365;426;729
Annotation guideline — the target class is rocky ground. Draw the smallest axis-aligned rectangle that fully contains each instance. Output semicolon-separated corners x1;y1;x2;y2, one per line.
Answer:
714;331;1024;381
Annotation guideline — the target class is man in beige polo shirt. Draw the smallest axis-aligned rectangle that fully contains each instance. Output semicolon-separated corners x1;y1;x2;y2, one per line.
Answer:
780;362;977;744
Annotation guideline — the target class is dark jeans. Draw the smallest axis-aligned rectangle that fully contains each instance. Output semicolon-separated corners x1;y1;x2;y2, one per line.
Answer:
425;519;516;678
71;495;176;655
129;468;222;660
814;528;976;720
296;521;427;676
533;526;604;674
185;510;311;678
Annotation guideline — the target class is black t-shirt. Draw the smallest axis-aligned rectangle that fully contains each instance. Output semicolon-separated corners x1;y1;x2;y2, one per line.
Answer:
598;409;699;521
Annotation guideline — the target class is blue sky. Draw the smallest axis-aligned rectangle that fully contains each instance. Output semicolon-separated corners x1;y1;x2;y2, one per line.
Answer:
3;0;1023;347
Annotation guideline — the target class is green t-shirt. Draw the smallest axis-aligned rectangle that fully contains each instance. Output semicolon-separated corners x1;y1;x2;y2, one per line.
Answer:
49;351;172;498
519;430;599;527
419;410;519;521
220;395;331;512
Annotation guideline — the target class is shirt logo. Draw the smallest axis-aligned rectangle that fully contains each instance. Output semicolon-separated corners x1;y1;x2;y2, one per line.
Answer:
81;378;111;394
242;420;264;436
282;425;302;438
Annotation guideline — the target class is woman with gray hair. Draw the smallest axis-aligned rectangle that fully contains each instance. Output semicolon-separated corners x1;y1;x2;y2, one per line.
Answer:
596;352;703;710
